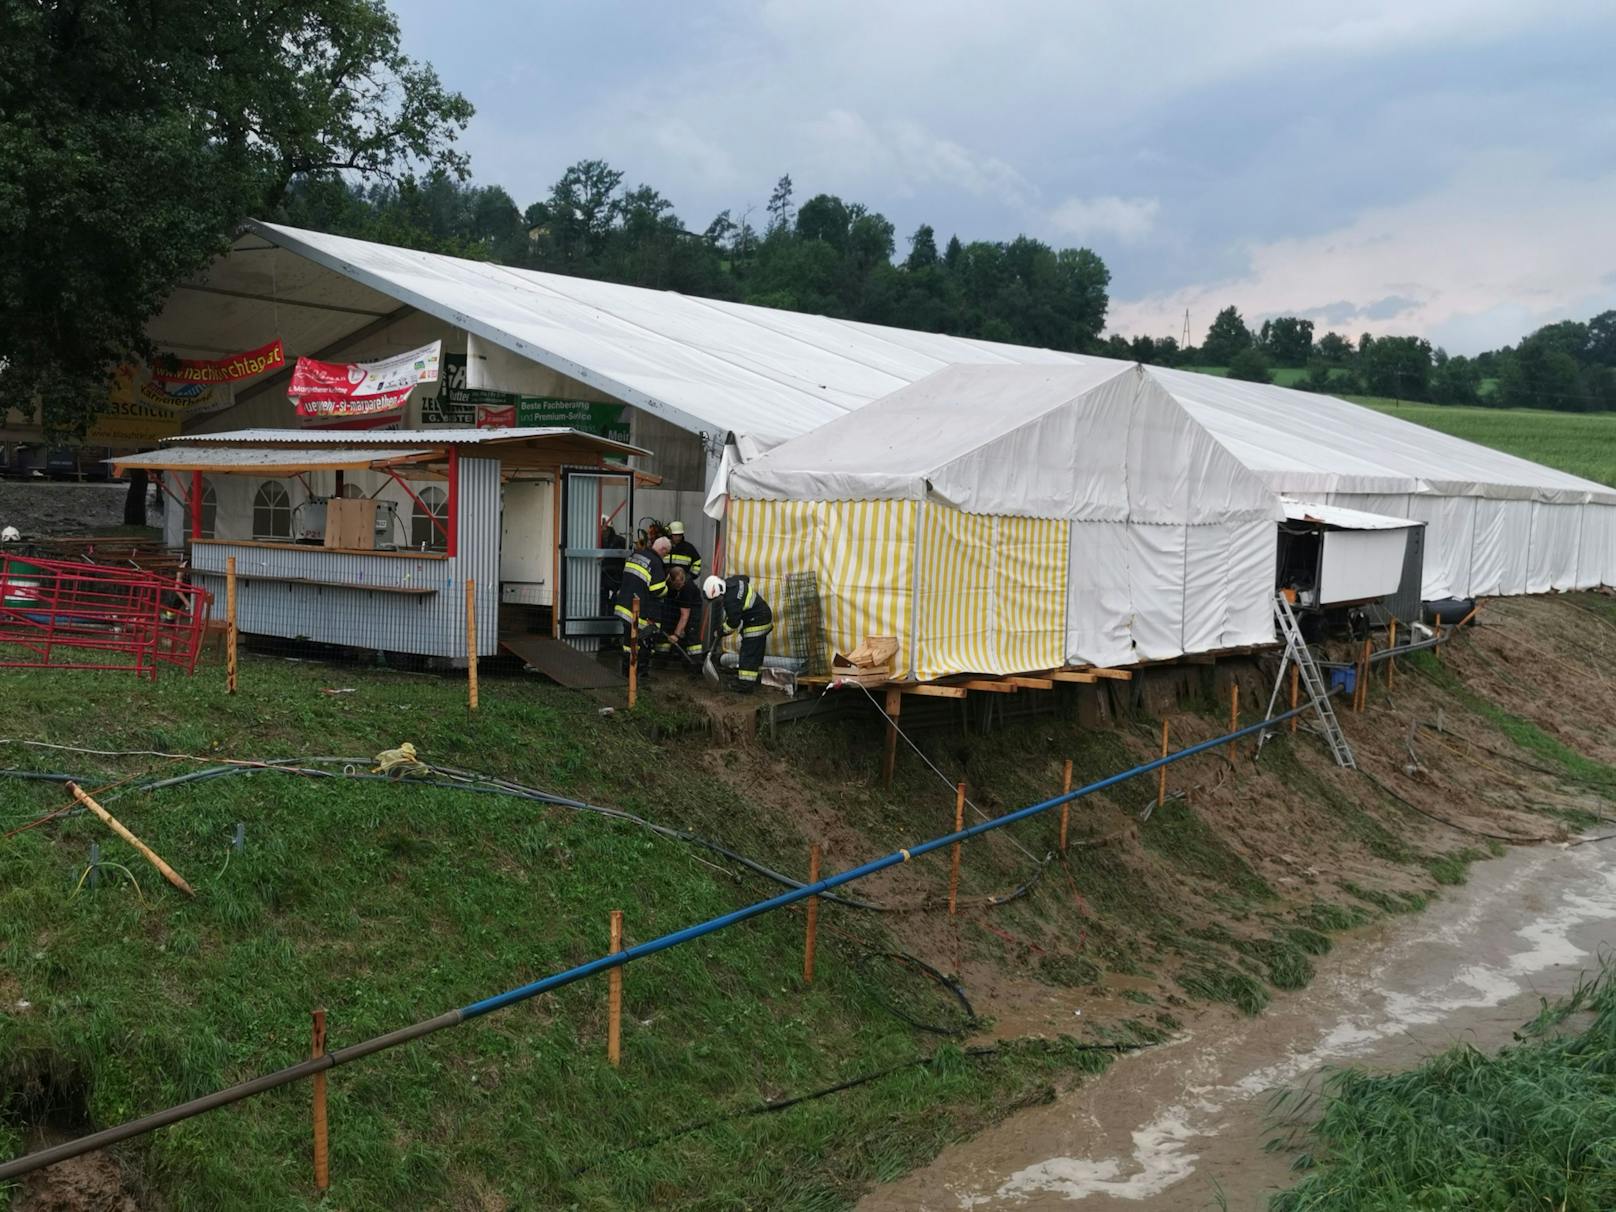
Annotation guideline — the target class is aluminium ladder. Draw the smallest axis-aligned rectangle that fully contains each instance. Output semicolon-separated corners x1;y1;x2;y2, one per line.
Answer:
1258;592;1356;768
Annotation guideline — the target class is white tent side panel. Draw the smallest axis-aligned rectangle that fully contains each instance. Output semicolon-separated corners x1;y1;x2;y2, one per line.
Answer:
1579;504;1616;588
1400;495;1477;600
1065;521;1136;668
1527;502;1583;593
1125;524;1189;662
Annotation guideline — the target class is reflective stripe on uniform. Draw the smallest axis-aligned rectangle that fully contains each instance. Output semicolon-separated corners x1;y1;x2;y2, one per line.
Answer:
741;623;772;636
736;668;760;681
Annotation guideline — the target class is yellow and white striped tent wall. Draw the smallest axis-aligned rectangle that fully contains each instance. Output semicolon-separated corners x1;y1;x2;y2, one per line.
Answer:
913;503;1068;680
726;496;1067;681
724;497;917;674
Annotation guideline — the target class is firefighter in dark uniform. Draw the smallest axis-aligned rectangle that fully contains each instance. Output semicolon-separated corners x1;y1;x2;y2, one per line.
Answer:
665;520;703;579
703;573;772;692
658;564;704;667
614;537;669;678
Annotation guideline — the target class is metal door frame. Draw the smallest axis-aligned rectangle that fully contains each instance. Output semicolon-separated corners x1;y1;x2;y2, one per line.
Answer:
558;467;634;640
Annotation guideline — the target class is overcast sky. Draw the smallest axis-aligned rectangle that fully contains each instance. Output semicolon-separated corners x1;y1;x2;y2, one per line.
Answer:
390;0;1616;354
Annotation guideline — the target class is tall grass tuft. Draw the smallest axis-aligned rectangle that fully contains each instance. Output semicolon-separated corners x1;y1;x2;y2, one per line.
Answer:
1271;962;1616;1210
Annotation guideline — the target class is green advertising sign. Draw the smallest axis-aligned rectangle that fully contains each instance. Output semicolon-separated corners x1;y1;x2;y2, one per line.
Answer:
513;397;630;443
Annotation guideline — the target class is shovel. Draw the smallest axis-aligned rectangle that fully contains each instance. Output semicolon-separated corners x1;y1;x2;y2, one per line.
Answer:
699;602;722;687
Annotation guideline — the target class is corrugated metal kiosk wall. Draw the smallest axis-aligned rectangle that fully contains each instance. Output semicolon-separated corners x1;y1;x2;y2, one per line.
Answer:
191;457;501;659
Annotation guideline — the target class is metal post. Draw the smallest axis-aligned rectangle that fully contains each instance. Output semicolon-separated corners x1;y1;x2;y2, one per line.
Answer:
88;842;100;890
464;578;478;712
225;556;238;694
607;910;623;1067
189;471;202;542
311;1009;329;1192
445;447;459;558
803;844;821;985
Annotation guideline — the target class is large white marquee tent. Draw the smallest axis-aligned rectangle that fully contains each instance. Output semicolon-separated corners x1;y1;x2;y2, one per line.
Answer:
149;222;1616;610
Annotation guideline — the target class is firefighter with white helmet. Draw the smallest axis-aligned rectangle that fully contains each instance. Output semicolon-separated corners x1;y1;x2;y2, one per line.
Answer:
1;526;19;543
704;573;772;692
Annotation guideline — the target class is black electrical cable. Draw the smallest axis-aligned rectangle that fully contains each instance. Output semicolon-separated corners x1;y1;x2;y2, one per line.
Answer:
576;1037;1158;1172
1358;765;1546;844
851;950;978;1036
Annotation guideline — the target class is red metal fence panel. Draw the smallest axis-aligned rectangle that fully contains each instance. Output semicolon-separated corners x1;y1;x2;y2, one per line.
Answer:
0;555;212;678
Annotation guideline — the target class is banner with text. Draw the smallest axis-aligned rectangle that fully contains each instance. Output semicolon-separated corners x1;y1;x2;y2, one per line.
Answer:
151;339;284;385
289;340;442;418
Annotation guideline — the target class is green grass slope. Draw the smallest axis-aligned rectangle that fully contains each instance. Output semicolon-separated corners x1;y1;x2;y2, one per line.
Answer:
0;663;1093;1210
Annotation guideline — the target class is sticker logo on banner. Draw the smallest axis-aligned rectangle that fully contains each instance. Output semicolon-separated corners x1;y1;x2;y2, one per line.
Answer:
288;341;442;418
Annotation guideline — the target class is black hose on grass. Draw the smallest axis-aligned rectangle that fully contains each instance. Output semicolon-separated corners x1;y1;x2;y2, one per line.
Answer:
575;1037;1158;1171
851;950;978;1036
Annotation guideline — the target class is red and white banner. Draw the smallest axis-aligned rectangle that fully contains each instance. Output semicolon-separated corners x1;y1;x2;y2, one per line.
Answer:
288;341;442;418
150;339;285;384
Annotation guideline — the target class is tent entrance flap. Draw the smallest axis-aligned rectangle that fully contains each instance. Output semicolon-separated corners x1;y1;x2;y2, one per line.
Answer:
559;468;633;640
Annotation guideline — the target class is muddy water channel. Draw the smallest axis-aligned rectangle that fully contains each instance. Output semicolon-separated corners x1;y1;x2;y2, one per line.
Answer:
861;840;1616;1211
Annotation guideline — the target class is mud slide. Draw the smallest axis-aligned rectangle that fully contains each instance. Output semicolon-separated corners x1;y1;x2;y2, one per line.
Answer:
860;837;1616;1210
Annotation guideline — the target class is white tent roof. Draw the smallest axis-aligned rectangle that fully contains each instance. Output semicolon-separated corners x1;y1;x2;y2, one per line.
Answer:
163;224;1613;508
728;363;1282;524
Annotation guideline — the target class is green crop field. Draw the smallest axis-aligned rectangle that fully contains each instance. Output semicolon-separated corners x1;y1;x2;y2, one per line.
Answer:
1345;398;1616;488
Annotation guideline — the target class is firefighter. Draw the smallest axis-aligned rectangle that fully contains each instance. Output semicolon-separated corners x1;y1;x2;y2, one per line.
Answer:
666;520;703;579
704;573;772;692
614;537;669;678
659;564;704;667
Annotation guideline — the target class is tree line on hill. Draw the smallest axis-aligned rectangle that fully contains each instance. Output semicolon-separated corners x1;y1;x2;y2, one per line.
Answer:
280;164;1113;359
1107;305;1616;412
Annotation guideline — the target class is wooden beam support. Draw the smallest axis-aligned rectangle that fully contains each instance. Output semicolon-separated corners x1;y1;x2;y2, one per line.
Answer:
1003;676;1055;690
1048;670;1099;683
1089;668;1133;681
902;684;969;699
959;680;1018;693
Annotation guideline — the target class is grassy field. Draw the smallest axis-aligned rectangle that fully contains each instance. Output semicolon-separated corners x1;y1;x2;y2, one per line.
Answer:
1271;961;1616;1211
0;661;1105;1210
1346;398;1616;487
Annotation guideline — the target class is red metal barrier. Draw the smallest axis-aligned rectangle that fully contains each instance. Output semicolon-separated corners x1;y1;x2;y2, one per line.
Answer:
0;554;212;679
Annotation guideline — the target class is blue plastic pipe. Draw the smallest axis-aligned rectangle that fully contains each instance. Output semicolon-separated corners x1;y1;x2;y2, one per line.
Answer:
0;698;1316;1181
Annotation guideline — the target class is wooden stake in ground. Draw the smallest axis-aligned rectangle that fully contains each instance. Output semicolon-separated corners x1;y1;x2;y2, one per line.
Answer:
803;844;821;985
881;687;902;788
1058;759;1073;853
1228;683;1239;762
1434;614;1443;662
627;599;640;709
465;578;478;711
1387;619;1397;690
1289;664;1299;735
225;555;238;695
1158;720;1169;809
1356;638;1372;713
607;910;623;1067
311;1009;329;1193
65;782;194;897
948;782;965;916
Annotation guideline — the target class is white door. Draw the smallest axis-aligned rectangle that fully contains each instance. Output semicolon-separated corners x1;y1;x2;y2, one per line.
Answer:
500;478;555;605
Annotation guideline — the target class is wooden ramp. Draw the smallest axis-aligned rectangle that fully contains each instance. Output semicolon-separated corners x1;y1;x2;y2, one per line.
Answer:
500;634;623;691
